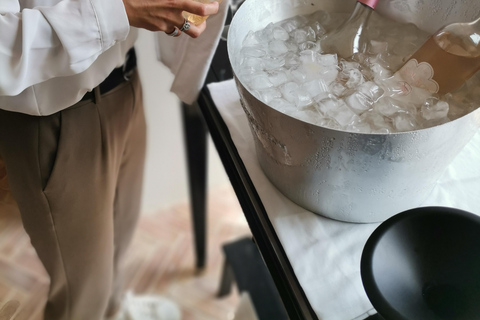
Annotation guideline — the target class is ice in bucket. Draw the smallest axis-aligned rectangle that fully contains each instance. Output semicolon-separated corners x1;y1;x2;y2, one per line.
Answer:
234;9;480;133
228;0;480;223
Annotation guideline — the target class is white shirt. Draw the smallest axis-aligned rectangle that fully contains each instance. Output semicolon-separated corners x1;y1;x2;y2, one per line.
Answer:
0;0;136;116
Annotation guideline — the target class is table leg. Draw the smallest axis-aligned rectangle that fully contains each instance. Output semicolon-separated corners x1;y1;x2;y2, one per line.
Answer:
182;102;208;270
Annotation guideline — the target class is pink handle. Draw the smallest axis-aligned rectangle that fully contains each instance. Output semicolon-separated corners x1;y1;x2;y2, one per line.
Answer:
358;0;379;9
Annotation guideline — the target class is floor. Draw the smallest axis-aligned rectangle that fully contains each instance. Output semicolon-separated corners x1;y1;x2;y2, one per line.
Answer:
0;186;251;320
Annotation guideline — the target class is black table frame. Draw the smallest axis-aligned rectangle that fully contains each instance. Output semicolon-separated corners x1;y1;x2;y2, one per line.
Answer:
196;86;319;319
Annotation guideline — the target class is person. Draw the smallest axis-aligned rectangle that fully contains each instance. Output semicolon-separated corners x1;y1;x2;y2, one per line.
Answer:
0;0;220;319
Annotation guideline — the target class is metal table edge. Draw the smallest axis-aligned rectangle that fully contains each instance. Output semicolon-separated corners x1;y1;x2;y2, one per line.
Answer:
196;85;318;320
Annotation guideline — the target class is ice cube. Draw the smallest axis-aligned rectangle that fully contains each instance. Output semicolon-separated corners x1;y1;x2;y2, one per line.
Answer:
281;15;308;32
313;91;330;102
315;98;359;127
380;76;409;97
235;68;258;80
317;54;338;67
307;64;337;83
299;52;338;82
243;31;260;47
240;47;266;58
309;21;326;39
299;41;320;52
268;40;289;56
293;27;316;44
315;117;342;130
445;90;476;119
318;67;339;85
329;82;347;97
284;52;300;67
273;26;290;41
269;98;295;114
241;57;265;71
346;118;373;133
369;59;392;81
285;41;300;53
345;92;373;114
293;29;308;44
340;60;361;72
280;82;300;103
358;81;384;102
264;57;286;70
299;50;319;64
290;67;307;82
258;88;282;103
255;23;274;42
248;74;273;90
294;86;313;109
361;110;392;131
351;52;369;66
280;20;297;33
268;70;289;87
374;97;404;117
421;98;449;120
345;69;365;88
302;79;329;98
393;113;417;132
339;60;364;88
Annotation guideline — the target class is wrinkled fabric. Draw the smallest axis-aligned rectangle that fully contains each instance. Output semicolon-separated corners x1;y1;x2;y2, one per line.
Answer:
0;0;135;115
208;79;480;320
155;0;229;104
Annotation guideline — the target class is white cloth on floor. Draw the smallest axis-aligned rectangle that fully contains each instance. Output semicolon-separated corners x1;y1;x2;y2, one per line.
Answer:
108;292;181;320
207;79;480;320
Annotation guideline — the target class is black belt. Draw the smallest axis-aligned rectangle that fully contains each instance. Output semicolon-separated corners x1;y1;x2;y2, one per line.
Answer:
80;47;137;102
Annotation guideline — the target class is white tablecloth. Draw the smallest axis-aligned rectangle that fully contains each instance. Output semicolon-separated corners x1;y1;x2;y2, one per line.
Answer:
208;79;480;320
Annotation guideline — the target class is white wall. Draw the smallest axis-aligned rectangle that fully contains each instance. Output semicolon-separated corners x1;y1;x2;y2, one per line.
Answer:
135;29;229;214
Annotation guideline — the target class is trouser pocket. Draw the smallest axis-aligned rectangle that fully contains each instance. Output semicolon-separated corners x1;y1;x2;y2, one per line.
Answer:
38;112;62;191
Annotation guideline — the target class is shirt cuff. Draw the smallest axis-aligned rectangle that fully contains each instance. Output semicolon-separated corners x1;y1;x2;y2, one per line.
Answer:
90;0;130;51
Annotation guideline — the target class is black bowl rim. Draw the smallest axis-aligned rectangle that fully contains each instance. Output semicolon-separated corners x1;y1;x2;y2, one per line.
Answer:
360;206;480;320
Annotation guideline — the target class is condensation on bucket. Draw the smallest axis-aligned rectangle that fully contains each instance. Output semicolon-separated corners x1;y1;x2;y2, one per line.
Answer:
228;0;480;223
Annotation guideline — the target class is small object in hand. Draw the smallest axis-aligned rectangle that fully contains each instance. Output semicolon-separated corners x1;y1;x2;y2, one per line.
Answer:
182;0;223;26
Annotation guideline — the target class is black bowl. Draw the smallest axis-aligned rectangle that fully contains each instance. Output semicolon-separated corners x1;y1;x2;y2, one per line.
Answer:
361;207;480;320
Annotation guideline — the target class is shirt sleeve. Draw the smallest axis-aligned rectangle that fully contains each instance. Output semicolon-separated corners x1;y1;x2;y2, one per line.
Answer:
0;0;130;96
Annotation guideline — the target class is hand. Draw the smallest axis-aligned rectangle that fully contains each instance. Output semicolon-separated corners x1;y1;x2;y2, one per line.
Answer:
122;0;219;38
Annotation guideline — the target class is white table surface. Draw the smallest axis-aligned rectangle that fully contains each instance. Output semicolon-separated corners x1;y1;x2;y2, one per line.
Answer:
208;79;480;320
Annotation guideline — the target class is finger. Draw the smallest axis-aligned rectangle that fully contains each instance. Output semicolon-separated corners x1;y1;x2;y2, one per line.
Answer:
164;9;189;28
183;21;207;38
177;0;219;17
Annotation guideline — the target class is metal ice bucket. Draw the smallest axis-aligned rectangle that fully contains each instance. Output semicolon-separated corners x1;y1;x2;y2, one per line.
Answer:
227;0;480;223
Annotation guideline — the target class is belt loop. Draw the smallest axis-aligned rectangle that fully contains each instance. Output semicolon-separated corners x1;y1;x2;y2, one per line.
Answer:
94;86;102;104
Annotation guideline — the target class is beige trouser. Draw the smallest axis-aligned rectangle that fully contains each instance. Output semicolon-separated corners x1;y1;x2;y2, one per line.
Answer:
0;70;146;320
